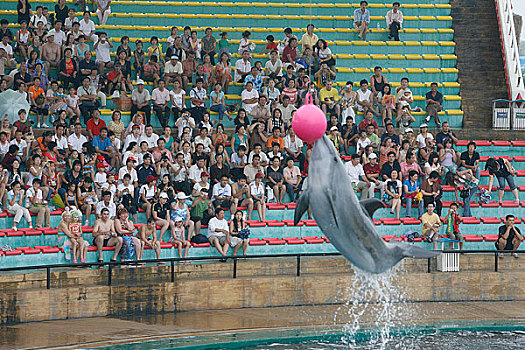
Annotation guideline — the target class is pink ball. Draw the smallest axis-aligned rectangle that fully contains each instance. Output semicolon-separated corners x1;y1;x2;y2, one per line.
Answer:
292;103;327;142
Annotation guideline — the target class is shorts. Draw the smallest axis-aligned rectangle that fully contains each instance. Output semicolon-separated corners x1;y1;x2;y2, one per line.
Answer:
208;234;226;245
229;236;243;247
93;236;111;246
497;175;517;191
446;231;464;242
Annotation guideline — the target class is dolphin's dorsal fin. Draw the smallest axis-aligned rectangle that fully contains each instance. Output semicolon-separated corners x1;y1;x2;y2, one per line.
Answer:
360;198;385;218
294;190;310;225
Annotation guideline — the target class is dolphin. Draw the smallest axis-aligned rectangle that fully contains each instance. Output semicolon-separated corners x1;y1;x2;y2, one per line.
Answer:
294;135;440;274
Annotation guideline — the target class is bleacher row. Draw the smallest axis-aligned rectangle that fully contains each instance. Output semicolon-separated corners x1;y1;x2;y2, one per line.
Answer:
0;0;464;130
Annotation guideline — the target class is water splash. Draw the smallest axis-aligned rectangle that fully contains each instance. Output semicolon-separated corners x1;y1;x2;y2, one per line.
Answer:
334;262;417;349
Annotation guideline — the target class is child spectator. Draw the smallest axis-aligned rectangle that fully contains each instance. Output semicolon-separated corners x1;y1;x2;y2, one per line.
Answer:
445;202;463;250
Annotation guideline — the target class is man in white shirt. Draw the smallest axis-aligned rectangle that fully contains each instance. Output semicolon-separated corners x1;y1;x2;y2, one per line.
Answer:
207;208;230;257
386;2;403;41
283;127;305;170
344;154;370;199
164;55;183;85
212;175;233;211
241;81;259;114
139;125;159;151
79;10;98;42
118;157;138;185
47;21;67;46
189;157;207;184
95;191;117;219
152;79;171;128
94;32;113;74
130;79;151;125
0;34;16;70
30;6;48;30
277;95;296;126
68;122;88;153
264;50;283;79
9;130;28;160
52;124;69;159
356;79;376;115
234;50;251;82
189;78;207;124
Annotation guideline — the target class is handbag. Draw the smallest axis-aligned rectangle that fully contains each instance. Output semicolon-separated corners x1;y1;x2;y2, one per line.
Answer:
191;234;209;244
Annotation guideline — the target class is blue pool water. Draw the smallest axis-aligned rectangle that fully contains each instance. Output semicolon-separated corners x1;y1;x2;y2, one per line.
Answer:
90;323;525;349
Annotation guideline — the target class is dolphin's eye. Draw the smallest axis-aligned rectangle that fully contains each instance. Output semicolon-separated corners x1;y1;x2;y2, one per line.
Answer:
334;157;338;162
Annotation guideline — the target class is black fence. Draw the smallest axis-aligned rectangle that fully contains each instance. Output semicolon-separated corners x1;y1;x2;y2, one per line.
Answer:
0;250;521;289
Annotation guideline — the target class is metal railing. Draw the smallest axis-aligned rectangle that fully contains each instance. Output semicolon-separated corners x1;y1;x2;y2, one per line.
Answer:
0;250;521;290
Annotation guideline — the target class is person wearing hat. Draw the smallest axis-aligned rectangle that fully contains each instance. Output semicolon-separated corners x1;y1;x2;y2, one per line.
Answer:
415;123;434;148
152;192;175;242
171;191;195;239
138;174;158;219
131;79;152;125
354;1;370;40
164;55;183;86
190;186;214;236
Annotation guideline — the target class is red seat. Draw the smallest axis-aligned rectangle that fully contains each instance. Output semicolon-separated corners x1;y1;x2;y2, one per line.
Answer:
42;247;60;253
286;239;305;244
282;220;303;226
160;242;172;248
282;237;299;241
88;246;98;252
341;155;352;161
268;239;286;245
0;232;4;238
381;235;397;242
302;219;317;226
519;186;525;191
23;248;41;254
480;217;502;224
266;203;285;210
6;231;23;237
43;229;58;235
492;140;511;146
284;203;297;209
0;212;7;218
50;209;65;215
500;201;519;208
25;229;42;236
517;170;525;177
81;225;94;233
400;218;421;224
481;202;499;208
192;242;210;247
463;235;483;242
482;234;499;242
441;185;455;192
511;141;525;147
441;201;455;208
4;250;22;256
246;221;266;227
381;218;401;225
373;219;381;225
474;140;491;146
249;239;266;246
480;170;489;176
267;221;285;227
456;140;469;146
321;236;330;243
514;156;525;162
306;238;325;244
263;237;280;242
102;246;116;251
462;217;481;224
34;246;50;250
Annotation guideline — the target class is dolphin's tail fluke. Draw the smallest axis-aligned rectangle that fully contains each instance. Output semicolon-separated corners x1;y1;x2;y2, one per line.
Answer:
393;242;442;259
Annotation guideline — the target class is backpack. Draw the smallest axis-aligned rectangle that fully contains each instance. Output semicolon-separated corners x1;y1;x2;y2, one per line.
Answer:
191;234;209;244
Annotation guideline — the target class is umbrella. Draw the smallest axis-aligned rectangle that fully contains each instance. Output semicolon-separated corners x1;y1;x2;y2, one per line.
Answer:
0;89;31;123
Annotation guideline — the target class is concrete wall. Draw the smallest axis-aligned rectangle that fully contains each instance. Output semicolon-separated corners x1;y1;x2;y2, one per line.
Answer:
0;256;523;324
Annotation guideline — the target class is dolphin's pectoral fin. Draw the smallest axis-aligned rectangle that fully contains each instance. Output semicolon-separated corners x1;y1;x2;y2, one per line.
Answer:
359;198;385;218
396;243;441;259
327;189;339;228
294;190;310;225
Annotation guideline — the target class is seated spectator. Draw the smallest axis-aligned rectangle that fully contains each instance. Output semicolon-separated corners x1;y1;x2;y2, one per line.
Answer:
395;77;413;117
231;174;254;220
212;175;233;211
234;50;251;83
356;130;371;155
207;208;230;259
283;128;305;170
386;2;403;41
403;170;424;218
424;82;443;125
356;80;379;117
229;210;250;256
241;81;259;115
363;153;385;199
95;0;112;26
497;215;523;258
209;83;230;123
114;208;143;260
136;218;161;262
370;66;388;105
94;32;113;75
92;208;122;262
133;40;146;78
78;77;99;124
282;37;298;69
267;156;286;204
172;152;192;195
319;80;340;117
314;63;336;89
86;109;107;139
315;39;335;69
5;180;30;230
365;124;380;151
435;121;458;150
41;34;61;73
438;139;459;175
459;141;481;180
244;154;265;184
277;95;296;128
354;1;370;40
214;52;232;94
244;66;263;92
57;210;86;264
381;123;400;146
28;77;49;128
282;79;298;106
416;123;434;148
189;78;207;124
152;192;174;242
189;186;213;236
284;157;302;202
486;157;519;203
210;153;229;187
251;96;271;125
385;169;402;219
444;203;463;250
230;145;247;181
421;202;441;250
265;50;283;82
143;55;161;87
138;174;158;219
400;151;422;181
79;11;97;41
395;105;415;134
250;173;266;221
151;79;170;127
421;170;442;216
424;152;443;179
328;126;344;154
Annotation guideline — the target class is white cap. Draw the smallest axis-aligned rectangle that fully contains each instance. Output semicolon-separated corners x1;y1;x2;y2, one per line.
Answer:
420;123;428;128
368;153;377;159
159;192;168;199
175;216;183;222
330;126;338;131
176;192;189;200
405;128;413;133
136;79;145;85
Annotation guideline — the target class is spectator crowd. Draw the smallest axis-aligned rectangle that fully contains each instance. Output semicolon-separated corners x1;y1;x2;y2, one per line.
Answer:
0;1;520;262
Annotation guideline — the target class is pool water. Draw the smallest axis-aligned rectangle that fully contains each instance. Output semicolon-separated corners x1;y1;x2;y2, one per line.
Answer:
90;324;525;349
